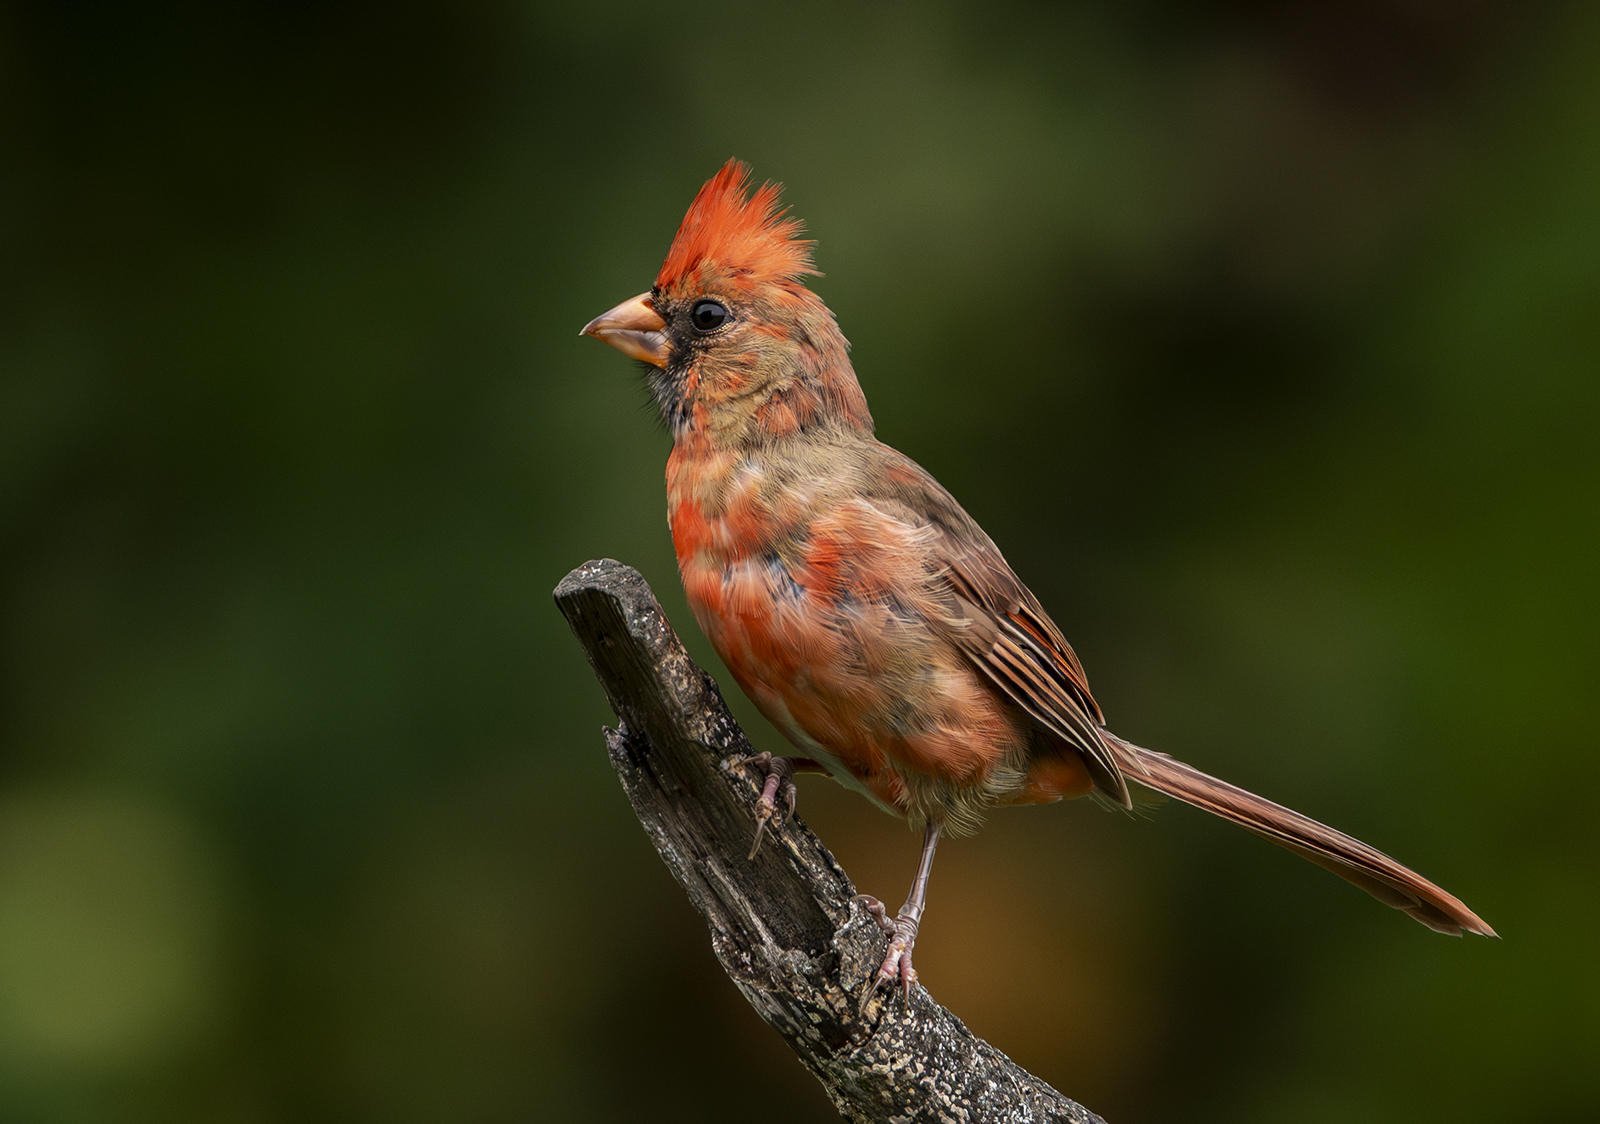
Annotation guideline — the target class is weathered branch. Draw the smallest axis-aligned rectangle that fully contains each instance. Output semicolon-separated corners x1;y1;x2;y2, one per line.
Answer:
554;559;1107;1124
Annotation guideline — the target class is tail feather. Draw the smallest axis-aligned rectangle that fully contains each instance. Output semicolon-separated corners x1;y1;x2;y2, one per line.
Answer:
1102;732;1496;937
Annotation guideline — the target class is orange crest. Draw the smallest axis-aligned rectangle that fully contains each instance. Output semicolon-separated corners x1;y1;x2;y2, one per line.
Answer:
656;160;817;292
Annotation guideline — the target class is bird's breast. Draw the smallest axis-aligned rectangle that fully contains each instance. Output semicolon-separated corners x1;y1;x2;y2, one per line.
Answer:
665;443;812;663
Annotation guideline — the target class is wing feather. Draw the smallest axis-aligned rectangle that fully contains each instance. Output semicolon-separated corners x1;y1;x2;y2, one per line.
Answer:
859;443;1130;807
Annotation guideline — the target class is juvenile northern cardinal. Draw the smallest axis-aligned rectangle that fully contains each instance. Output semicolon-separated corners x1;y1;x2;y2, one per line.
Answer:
582;160;1495;1005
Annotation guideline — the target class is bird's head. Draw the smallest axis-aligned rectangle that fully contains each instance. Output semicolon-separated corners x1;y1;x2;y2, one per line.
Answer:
582;160;871;444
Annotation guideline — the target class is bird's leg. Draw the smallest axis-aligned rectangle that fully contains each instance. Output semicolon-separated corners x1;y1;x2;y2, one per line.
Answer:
730;752;817;858
858;821;942;1011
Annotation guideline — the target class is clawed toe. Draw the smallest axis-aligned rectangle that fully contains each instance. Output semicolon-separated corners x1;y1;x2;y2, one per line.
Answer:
853;824;940;1016
747;810;775;860
857;906;921;1013
855;893;897;935
732;753;799;858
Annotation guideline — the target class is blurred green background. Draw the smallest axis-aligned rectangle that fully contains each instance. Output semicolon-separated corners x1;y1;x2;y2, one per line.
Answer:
2;1;1597;1121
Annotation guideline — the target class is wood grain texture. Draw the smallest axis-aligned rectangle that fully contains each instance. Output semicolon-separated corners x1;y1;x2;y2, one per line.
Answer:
555;558;1106;1124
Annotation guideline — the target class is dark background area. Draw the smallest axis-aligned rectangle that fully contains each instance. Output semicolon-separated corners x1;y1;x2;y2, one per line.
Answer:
2;2;1597;1121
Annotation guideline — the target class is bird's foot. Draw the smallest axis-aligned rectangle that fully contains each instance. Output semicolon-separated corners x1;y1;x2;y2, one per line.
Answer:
855;894;920;1012
730;752;798;859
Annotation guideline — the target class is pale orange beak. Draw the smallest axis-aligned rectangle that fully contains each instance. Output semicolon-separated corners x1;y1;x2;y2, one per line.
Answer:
580;292;669;367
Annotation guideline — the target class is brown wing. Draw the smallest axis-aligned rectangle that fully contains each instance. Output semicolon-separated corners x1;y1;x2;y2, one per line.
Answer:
938;539;1131;808
862;444;1131;808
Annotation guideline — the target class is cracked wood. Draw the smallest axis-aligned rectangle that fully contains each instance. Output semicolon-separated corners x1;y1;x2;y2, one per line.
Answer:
555;558;1107;1124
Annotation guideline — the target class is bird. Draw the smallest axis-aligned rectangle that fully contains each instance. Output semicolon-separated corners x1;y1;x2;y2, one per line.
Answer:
580;159;1495;1006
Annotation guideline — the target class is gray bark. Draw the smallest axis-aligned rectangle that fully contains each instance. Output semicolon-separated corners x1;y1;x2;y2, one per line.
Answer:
554;558;1107;1124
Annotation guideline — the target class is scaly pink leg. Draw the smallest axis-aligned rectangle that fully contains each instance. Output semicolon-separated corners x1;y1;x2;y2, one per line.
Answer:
858;822;942;1010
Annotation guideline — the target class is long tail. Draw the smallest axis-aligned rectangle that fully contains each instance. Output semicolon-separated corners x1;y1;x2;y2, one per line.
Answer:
1102;732;1496;937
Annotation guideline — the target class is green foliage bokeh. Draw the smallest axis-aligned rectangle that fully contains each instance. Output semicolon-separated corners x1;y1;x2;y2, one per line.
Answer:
1;2;1596;1121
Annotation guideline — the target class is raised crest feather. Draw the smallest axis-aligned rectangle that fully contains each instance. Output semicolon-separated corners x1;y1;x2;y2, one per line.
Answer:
656;159;818;292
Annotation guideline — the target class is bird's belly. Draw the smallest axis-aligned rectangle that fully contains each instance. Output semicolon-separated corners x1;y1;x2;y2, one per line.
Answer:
751;690;906;818
680;549;1029;824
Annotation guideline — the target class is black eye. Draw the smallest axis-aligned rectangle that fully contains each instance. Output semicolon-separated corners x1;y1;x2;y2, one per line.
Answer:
690;299;729;333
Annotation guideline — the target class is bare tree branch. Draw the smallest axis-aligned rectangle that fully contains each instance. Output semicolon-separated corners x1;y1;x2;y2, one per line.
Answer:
554;559;1107;1124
